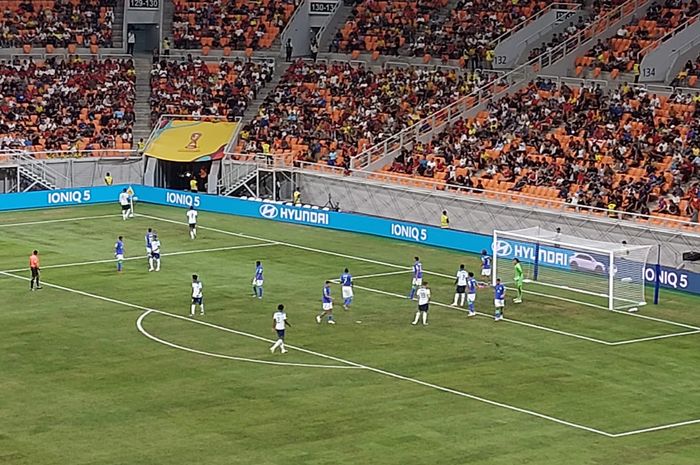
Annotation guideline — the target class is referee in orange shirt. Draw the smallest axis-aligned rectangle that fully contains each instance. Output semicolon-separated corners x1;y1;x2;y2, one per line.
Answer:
30;250;41;291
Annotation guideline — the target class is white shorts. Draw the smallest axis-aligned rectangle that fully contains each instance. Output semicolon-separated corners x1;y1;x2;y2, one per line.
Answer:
146;247;152;256
494;299;505;308
254;279;263;287
115;254;124;260
412;277;423;286
481;269;492;277
322;302;333;311
467;293;476;303
342;286;353;299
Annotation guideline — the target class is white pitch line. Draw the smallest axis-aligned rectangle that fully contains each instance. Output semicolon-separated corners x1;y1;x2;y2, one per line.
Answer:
136;310;357;369
0;242;279;274
0;269;616;438
330;270;412;282
350;284;615;346
0;213;119;227
611;418;700;437
608;330;700;346
606;307;700;331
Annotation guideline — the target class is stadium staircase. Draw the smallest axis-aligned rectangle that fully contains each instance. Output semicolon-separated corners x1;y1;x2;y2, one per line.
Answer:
162;0;175;47
132;55;155;148
317;2;356;52
13;153;70;191
237;65;287;128
217;163;260;196
113;1;125;48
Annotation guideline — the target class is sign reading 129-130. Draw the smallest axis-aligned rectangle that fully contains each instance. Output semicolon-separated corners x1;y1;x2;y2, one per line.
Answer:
129;0;159;9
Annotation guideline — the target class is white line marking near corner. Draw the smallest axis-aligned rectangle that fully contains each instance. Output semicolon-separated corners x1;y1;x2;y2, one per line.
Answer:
608;330;700;346
611;418;700;437
0;270;616;438
136;310;357;369
0;214;120;227
0;242;279;274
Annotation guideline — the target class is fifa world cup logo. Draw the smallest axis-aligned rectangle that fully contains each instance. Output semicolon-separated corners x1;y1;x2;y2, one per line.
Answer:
186;132;202;149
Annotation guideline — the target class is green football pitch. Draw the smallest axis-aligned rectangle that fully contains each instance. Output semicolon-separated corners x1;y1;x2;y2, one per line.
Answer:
1;203;700;465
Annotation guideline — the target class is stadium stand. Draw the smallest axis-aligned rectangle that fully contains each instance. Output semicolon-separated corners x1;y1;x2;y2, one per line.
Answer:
235;59;503;167
577;0;700;76
0;56;135;153
0;0;116;48
670;53;700;87
377;78;700;220
170;0;297;51
149;56;274;124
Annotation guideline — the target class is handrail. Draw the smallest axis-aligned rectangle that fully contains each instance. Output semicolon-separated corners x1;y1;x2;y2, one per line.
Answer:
2;149;140;159
489;2;582;48
291;160;700;229
350;0;651;171
636;13;700;64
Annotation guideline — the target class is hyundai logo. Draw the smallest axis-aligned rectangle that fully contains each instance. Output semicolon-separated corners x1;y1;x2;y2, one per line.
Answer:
493;240;513;257
259;204;279;219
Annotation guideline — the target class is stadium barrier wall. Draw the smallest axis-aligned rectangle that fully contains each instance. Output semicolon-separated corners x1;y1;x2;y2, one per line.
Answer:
1;184;699;295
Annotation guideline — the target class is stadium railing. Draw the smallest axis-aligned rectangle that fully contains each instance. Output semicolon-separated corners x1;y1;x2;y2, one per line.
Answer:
349;0;653;171
488;2;583;50
220;154;700;230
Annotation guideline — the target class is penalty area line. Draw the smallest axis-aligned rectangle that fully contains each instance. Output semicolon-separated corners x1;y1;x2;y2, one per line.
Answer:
0;242;280;274
608;330;700;346
1;269;616;438
137;310;357;369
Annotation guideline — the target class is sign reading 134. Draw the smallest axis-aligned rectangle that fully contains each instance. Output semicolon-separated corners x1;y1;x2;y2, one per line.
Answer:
129;0;160;8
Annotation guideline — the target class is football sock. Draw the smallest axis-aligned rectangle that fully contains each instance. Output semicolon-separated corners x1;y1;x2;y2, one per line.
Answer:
190;304;195;315
200;303;204;314
117;261;122;272
453;294;459;305
460;295;465;306
422;312;428;324
409;288;416;299
468;302;474;312
280;342;286;352
412;312;420;324
258;287;263;298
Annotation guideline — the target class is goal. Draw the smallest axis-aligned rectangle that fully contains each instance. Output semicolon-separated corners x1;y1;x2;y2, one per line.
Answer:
492;227;653;310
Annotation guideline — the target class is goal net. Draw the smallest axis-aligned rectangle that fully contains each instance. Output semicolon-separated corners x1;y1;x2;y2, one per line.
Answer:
493;227;653;310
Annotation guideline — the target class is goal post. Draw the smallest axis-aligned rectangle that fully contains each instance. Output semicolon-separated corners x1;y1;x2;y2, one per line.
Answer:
492;227;653;310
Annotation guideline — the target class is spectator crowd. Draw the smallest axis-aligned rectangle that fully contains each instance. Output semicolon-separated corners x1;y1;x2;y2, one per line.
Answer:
0;0;116;48
237;60;501;166
386;78;700;218
0;56;135;152
150;56;274;124
171;0;297;50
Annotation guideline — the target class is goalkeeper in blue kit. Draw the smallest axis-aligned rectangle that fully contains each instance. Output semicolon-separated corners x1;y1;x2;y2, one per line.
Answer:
513;258;523;303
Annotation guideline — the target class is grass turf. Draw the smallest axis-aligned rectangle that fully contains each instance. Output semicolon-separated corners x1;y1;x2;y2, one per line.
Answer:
1;203;700;465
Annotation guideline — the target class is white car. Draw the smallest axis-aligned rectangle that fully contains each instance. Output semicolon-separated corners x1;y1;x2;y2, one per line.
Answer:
569;253;609;274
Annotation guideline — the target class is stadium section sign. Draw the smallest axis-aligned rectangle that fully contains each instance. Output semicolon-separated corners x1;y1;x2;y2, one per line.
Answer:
309;0;338;15
143;120;238;162
129;0;159;9
1;185;699;295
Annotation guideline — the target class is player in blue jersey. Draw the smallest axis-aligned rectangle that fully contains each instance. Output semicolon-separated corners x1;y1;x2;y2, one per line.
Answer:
252;261;264;299
340;268;353;310
494;278;506;321
481;250;492;279
316;281;335;324
145;228;155;264
114;236;125;272
466;271;478;317
408;257;423;300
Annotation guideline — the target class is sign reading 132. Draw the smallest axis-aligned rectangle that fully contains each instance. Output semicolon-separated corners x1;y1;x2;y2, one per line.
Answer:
129;0;160;8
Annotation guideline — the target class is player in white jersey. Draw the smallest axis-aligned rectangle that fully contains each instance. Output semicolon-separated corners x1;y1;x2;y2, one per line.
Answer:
149;235;161;271
411;282;431;326
186;206;198;239
270;304;291;354
118;188;131;220
452;264;468;307
190;274;204;316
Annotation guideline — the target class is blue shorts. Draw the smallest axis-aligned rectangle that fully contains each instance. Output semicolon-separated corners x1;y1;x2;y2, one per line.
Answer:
192;297;203;305
276;329;285;339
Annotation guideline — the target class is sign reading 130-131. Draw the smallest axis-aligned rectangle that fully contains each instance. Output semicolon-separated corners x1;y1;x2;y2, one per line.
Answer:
129;0;160;9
